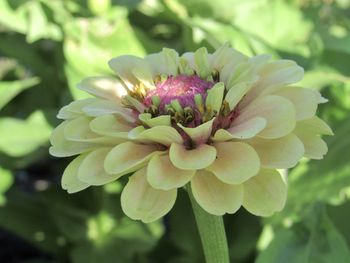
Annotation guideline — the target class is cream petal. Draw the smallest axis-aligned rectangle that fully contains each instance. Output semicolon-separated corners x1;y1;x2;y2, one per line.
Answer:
210;43;247;71
178;57;194;75
133;126;183;146
243;169;287;217
295;116;333;136
147;155;195;190
294;128;327;159
128;126;146;139
212;129;234;142
131;65;155;90
296;134;328;159
191;170;243;215
57;98;96;119
181;52;196;70
293;117;332;159
82;99;136;122
178;118;215;144
49;121;98;157
227;117;267;139
207;142;260;184
275;87;319;120
206;82;225;114
63;116;122;144
194;47;211;78
248;134;305;169
108;55;152;89
77;76;127;100
169;143;216;170
236;95;296;139
258;60;304;93
121;167;177;223
77;148;123;185
61;154;89;193
225;81;255;110
138;113;171;127
145;48;179;76
240;60;304;107
89;114;131;138
104;142;163;175
122;95;147;113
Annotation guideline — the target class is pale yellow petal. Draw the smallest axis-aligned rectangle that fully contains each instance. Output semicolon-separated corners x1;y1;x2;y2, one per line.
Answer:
240;60;304;107
104;142;163;175
293;117;332;159
225;81;255;110
89;114;131;138
147;155;195;190
210;43;247;71
62;154;89;193
78;148;123;185
49;121;98;157
77;76;127;100
243;169;287;216
227;117;267;139
145;49;179;76
191;170;243;215
57;98;96;119
133;126;183;146
207;142;260;184
206;82;225;114
294;129;328;159
275;87;318;120
178;118;215;144
169;143;216;170
258;60;304;93
236;95;296;139
108;55;152;89
248;134;305;169
122;95;146;113
63;116;122;144
212;129;234;142
138;113;171;127
121;167;177;223
295;116;333;136
82;99;136;122
194;47;211;78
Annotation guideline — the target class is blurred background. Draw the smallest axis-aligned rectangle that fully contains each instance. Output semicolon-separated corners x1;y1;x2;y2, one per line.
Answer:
0;0;350;262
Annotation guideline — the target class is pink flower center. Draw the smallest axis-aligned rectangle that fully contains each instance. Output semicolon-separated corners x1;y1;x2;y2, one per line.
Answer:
143;75;214;112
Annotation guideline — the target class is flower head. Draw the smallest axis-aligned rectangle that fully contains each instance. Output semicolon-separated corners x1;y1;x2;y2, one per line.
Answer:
50;44;333;222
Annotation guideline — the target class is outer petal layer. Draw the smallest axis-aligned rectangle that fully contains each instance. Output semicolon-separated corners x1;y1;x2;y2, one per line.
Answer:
121;168;177;223
207;142;260;184
235;95;296;139
104;142;162;175
248;134;305;169
147;155;195;190
61;155;89;193
191;170;243;215
78;148;122;185
169;143;217;170
275;87;318;120
243;169;287;216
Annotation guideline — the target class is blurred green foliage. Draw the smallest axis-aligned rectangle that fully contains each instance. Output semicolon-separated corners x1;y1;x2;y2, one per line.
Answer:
0;0;350;262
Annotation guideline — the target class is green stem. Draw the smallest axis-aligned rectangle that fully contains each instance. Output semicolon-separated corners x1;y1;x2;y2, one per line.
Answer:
187;187;230;263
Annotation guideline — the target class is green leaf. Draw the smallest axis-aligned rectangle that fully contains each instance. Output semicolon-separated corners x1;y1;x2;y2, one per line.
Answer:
0;0;27;33
26;1;62;42
257;205;350;263
0;111;52;157
0;166;13;206
63;11;146;99
0;77;40;110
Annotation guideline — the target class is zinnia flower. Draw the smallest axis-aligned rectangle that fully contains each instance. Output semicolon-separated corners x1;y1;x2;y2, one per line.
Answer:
50;44;333;222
